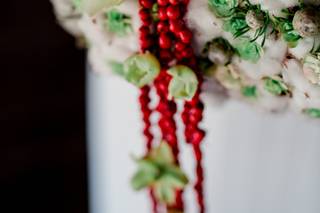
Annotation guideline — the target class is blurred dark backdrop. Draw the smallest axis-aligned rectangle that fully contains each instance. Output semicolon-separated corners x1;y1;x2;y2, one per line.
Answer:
0;1;88;213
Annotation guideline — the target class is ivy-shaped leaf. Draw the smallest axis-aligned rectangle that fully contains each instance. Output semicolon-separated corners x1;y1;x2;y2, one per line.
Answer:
208;0;238;17
263;77;289;96
149;142;175;165
151;3;159;22
123;53;161;88
234;39;263;62
105;9;132;36
223;12;249;38
303;108;320;119
167;65;199;101
241;85;257;98
73;0;123;16
131;159;160;190
273;15;301;47
131;142;189;205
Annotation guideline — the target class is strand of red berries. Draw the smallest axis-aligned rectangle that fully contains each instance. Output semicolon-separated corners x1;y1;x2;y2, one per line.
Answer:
138;0;159;212
154;71;183;211
139;0;206;212
156;0;207;212
156;1;185;212
140;0;185;211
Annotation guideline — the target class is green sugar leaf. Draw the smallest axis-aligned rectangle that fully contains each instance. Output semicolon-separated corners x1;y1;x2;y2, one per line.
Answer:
235;39;262;62
241;85;257;98
106;9;132;36
131;142;189;204
263;77;289;96
303;108;320;119
131;158;160;190
273;16;301;47
154;182;176;205
223;13;249;37
149;142;175;165
208;0;239;17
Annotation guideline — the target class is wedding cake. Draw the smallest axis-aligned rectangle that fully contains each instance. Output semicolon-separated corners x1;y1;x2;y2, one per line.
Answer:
51;0;320;213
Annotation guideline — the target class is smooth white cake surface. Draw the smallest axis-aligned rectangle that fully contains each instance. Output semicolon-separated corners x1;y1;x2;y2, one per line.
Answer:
87;70;320;213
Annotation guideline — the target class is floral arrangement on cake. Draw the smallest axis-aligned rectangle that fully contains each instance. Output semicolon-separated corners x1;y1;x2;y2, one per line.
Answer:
51;0;320;212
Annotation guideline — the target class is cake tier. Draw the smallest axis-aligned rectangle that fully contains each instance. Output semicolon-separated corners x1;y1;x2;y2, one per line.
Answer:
87;70;320;213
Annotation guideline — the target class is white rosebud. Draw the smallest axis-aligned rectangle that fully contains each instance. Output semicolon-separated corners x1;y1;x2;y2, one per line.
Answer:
213;65;242;90
208;48;230;66
207;38;233;65
245;10;264;31
293;8;320;37
303;53;320;85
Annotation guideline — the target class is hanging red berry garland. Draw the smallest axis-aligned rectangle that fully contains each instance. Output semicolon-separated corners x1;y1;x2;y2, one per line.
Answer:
138;0;160;212
158;1;206;212
137;0;205;212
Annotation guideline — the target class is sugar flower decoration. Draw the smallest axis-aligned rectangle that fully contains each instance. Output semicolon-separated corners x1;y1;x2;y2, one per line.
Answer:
123;53;161;88
168;65;199;101
131;142;188;205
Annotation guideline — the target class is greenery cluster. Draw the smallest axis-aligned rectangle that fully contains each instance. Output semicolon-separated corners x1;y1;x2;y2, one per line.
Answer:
105;9;132;36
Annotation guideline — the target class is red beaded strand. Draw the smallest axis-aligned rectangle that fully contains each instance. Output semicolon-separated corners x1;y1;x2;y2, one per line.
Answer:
138;1;159;212
156;0;207;212
154;0;187;210
139;0;206;212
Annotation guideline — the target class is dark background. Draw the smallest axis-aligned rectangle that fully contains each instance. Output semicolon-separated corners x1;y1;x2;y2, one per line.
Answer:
1;1;88;213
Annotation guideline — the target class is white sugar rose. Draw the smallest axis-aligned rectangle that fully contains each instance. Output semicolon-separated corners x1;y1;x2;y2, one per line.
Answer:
303;53;320;85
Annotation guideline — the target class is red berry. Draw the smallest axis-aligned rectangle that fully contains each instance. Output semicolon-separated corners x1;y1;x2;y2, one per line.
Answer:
140;0;153;8
140;37;152;49
157;0;168;6
159;118;171;130
175;42;186;51
174;50;184;60
181;47;193;58
155;82;168;96
158;7;168;20
169;0;180;5
157;21;169;33
142;17;152;26
167;5;181;20
139;26;149;38
159;33;172;49
189;109;202;123
164;133;176;144
179;30;192;44
139;9;150;20
159;49;173;62
182;112;189;123
191;129;205;146
169;20;184;34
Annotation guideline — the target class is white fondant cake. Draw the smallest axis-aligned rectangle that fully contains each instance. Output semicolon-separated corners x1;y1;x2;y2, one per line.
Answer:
51;0;320;212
